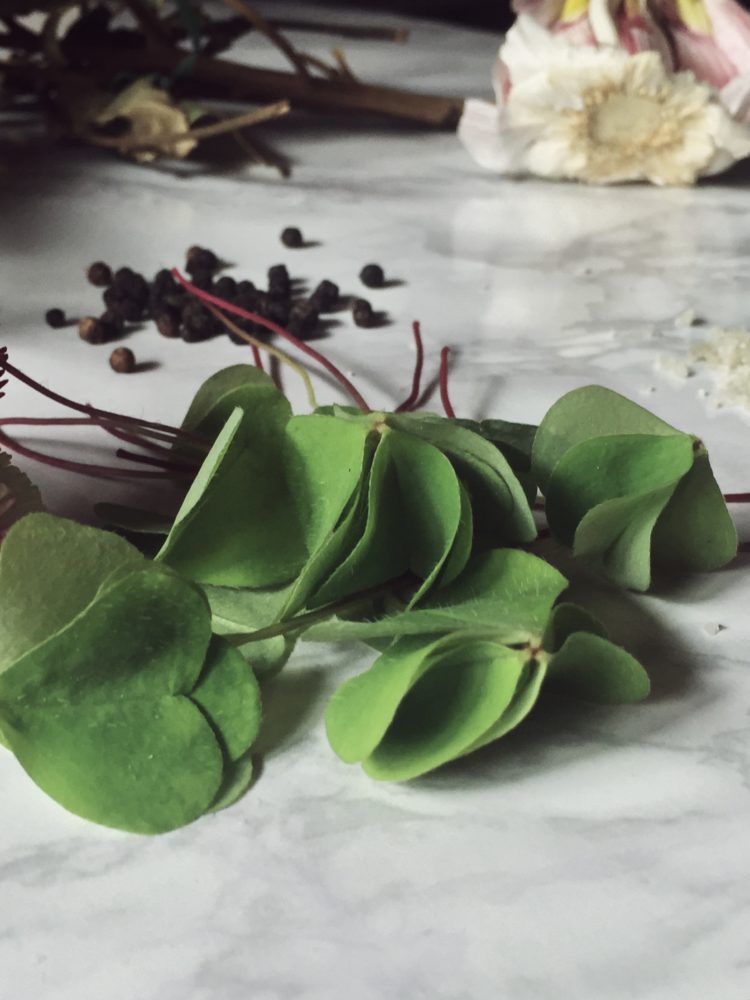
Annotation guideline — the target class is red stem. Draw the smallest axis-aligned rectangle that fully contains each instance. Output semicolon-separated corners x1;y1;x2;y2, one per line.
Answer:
439;346;456;419
2;358;206;445
0;427;181;480
114;448;198;473
172;269;371;413
251;343;264;370
724;493;750;503
395;321;424;413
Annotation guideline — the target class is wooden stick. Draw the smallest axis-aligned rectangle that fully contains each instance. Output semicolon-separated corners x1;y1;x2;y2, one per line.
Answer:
220;0;311;79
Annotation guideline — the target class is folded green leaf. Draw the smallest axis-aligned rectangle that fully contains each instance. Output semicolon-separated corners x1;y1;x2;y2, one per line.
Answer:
158;406;307;587
388;412;536;545
546;632;650;704
306;548;566;645
532;385;680;493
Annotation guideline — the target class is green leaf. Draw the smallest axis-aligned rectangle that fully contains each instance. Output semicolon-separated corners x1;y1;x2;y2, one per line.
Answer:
158;407;307;587
651;449;737;574
388;412;536;545
0;567;224;834
179;364;289;441
542;602;606;652
437;479;474;587
306;548;566;645
202;581;297;677
478;418;537;472
0;514;144;675
462;657;547;753
310;433;410;607
545;434;695;546
190;636;261;762
282;413;370;554
532;385;680;493
0;451;44;535
208;748;255;813
326;634;528;781
546;632;650;704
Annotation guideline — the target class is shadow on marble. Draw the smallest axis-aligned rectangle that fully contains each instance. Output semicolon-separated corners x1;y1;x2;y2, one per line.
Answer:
255;667;329;756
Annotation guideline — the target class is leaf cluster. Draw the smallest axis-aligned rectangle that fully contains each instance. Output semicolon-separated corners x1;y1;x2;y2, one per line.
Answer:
1;373;736;831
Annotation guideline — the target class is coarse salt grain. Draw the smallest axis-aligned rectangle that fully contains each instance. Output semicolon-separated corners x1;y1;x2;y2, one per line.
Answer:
688;327;750;410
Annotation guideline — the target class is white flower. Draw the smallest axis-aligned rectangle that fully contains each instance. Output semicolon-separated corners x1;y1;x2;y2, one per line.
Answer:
459;14;750;185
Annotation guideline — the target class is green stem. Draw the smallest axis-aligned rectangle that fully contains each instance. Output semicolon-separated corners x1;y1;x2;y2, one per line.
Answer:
225;574;415;646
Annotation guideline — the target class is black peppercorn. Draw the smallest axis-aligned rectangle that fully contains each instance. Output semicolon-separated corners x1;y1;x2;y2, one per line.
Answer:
281;226;303;248
359;263;385;289
288;301;319;339
186;246;218;275
352;298;374;328
214;275;238;300
116;297;144;323
78;316;108;344
100;308;124;333
156;310;180;339
181;303;215;342
310;279;339;312
189;268;214;292
109;347;136;373
86;261;112;287
45;307;67;329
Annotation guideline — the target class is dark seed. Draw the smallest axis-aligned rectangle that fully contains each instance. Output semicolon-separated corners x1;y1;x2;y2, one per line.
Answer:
116;297;144;323
236;279;256;296
109;346;136;373
281;226;303;248
78;316;108;344
45;307;67;329
86;261;112;287
310;279;339;312
181;303;215;342
189;268;214;292
186;246;218;274
352;298;374;328
214;275;237;300
288;301;319;339
156;310;180;339
359;263;385;289
100;308;124;332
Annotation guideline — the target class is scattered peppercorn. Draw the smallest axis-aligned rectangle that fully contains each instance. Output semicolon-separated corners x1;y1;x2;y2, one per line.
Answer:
156;310;180;339
181;302;215;342
78;316;108;344
100;308;124;333
310;279;339;312
86;261;112;287
359;263;385;289
45;307;67;329
281;226;303;249
186;246;218;275
214;275;238;300
189;268;214;292
109;346;136;373
289;301;320;339
352;298;374;328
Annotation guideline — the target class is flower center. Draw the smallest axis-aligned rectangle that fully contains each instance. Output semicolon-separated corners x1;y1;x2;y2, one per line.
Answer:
587;92;677;151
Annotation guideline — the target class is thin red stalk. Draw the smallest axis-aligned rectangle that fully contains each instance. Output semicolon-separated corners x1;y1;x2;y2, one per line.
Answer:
0;427;181;480
724;493;750;503
438;347;456;419
2;358;206;445
395;321;424;413
251;342;264;370
0;416;96;428
114;448;198;473
172;269;371;412
100;423;180;456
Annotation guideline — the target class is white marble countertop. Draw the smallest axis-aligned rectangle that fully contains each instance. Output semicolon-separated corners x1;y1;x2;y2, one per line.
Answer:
2;6;750;999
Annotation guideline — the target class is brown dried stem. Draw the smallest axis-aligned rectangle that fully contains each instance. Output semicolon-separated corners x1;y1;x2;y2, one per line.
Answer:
219;0;311;79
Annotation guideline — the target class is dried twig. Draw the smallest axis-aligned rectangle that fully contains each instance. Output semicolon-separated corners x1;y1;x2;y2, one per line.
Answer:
219;0;311;79
269;18;409;42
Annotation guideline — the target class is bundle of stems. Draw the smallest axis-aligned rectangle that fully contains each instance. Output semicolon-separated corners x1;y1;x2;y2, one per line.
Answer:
0;0;465;171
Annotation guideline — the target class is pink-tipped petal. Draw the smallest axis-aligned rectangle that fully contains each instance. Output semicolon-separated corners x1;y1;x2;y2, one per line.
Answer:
671;25;737;87
703;0;750;74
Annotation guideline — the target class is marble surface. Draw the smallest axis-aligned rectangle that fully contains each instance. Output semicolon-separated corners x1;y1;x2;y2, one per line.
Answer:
2;7;750;999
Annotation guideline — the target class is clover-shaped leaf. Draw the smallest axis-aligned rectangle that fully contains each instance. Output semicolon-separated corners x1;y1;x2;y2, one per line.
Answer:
0;516;261;832
533;387;736;590
388;412;536;545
